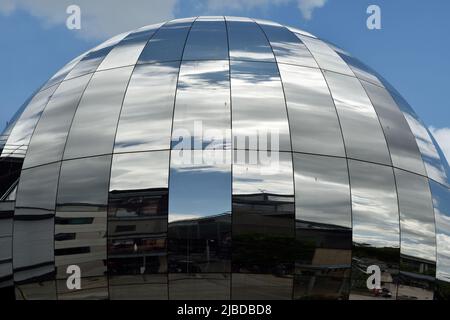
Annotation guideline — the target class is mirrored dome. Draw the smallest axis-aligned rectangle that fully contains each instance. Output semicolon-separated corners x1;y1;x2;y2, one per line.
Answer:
1;16;450;300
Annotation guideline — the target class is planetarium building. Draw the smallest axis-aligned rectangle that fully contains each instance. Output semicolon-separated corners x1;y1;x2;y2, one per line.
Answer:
0;16;449;300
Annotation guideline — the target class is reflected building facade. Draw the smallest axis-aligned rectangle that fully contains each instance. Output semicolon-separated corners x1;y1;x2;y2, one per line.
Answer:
1;16;450;300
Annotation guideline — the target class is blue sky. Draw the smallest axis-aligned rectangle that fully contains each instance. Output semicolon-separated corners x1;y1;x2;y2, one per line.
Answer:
0;0;449;159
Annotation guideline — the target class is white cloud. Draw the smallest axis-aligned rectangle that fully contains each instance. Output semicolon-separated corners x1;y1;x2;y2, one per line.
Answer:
0;0;176;39
0;0;328;40
429;126;450;163
297;0;327;20
204;0;327;20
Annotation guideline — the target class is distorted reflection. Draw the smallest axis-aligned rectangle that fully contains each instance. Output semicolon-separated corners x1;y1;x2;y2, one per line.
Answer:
169;273;230;300
169;150;231;274
172;60;231;150
232;273;293;300
348;160;400;300
97;25;162;71
114;62;179;153
138;18;194;64
293;154;351;299
362;81;426;175
23;74;93;169
231;60;291;151
42;52;87;90
232;151;294;299
56;156;111;299
255;19;317;68
297;34;353;76
183;19;228;60
108;151;169;299
64;32;129;81
332;44;384;87
430;181;450;284
13;163;61;300
1;86;57;159
278;64;345;156
395;169;436;300
324;71;391;165
383;82;450;187
226;17;275;62
63;67;134;159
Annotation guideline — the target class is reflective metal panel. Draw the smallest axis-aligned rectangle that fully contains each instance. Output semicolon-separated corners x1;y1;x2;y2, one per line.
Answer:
297;35;354;76
172;60;231;150
169;273;230;300
278;64;345;156
361;81;426;175
395;169;436;262
232;151;295;297
430;181;450;283
183;19;228;60
324;71;391;165
225;17;275;62
395;169;436;300
42;52;87;90
55;155;112;299
2;86;58;158
255;19;318;68
348;160;400;300
23;74;93;169
13;162;60;300
65;32;129;80
231;60;291;151
108;151;169;288
138;18;194;64
98;25;162;71
293;154;352;298
168;150;231;273
232;274;292;300
387;88;450;187
332;45;384;87
293;275;350;300
114;62;179;153
109;274;167;300
63;67;134;159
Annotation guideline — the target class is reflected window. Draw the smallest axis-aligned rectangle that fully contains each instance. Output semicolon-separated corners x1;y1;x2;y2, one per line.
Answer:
324;71;391;165
12;163;60;299
278;64;345;156
293;154;351;299
348;160;400;299
108;151;169;278
172;60;231;150
226;17;275;62
23;74;93;169
114;62;179;153
138;18;194;64
183;19;228;60
362;81;426;175
255;19;317;68
55;155;111;298
63;67;134;159
231;60;291;152
232;151;295;279
168;150;231;273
